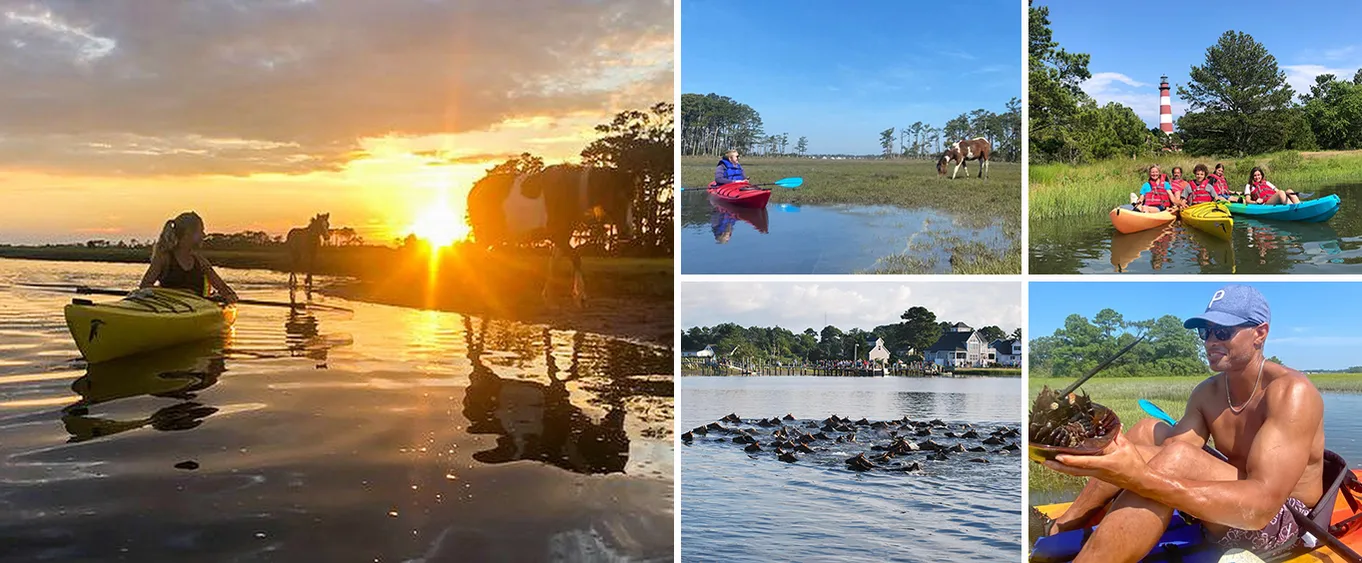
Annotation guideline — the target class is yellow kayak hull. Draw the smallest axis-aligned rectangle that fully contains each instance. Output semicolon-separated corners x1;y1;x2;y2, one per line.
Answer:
64;288;236;364
1035;471;1362;562
1180;202;1234;241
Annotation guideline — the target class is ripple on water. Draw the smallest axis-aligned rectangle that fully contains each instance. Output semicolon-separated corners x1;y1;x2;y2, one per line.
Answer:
0;258;674;561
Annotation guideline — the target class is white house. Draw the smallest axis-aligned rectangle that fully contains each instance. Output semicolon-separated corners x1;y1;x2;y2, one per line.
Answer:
681;345;716;359
868;338;890;364
990;338;1021;367
923;323;995;368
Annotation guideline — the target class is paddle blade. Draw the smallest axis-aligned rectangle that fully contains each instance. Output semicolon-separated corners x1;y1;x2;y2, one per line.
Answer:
774;203;801;213
1138;399;1177;426
772;177;803;188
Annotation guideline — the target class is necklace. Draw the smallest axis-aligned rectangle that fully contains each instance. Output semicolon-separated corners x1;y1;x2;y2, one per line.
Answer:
1227;357;1265;414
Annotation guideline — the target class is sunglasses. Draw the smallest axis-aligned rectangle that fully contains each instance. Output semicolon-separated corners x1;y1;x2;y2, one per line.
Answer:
1197;323;1256;342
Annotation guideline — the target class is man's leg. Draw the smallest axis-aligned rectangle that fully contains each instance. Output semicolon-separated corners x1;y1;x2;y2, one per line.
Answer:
1049;418;1172;534
1074;440;1242;563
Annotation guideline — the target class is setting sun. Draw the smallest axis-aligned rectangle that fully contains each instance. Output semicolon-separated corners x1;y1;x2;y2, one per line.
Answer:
408;204;470;248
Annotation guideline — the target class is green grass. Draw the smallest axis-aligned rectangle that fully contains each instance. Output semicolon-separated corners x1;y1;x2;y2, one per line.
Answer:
1030;150;1362;220
683;156;1021;223
685;156;1022;274
1028;373;1362;499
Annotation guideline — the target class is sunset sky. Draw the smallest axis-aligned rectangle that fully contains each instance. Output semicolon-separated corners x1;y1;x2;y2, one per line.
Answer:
0;0;673;245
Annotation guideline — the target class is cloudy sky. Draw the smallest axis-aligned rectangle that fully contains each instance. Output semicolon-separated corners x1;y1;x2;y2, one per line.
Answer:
680;281;1022;333
0;0;672;244
1039;1;1362;128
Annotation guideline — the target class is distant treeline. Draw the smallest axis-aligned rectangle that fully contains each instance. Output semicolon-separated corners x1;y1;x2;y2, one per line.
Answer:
682;306;1020;363
1030;4;1362;164
1029;310;1218;378
680;92;1021;162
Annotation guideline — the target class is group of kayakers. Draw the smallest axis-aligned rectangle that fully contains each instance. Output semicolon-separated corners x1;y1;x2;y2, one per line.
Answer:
1130;162;1301;214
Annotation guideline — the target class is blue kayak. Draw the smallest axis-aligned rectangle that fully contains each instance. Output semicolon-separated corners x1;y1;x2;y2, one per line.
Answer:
1226;194;1340;223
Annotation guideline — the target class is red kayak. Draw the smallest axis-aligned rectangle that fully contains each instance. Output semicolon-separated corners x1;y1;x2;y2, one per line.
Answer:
707;181;771;209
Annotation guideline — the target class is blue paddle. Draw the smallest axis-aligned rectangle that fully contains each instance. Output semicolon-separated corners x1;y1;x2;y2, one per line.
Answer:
682;177;804;191
1137;399;1229;462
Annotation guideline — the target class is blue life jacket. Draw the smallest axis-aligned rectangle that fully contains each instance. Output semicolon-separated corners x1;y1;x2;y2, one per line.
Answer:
716;158;746;184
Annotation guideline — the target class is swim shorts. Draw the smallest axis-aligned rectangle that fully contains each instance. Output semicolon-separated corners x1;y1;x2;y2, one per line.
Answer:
1214;497;1307;552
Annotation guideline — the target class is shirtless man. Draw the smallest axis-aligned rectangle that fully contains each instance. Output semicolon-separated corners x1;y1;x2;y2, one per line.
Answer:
1043;284;1325;562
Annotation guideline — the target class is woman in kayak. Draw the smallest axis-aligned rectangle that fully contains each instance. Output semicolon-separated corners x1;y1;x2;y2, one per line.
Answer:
1244;166;1300;205
1131;165;1179;212
714;149;748;186
138;212;239;303
1212;163;1228;187
1180;164;1232;205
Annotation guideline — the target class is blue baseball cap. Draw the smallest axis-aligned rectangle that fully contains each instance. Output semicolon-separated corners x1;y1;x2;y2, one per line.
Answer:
1183;285;1271;329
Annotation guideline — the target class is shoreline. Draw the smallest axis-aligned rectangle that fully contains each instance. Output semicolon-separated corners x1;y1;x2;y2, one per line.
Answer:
1030;150;1362;220
0;246;674;346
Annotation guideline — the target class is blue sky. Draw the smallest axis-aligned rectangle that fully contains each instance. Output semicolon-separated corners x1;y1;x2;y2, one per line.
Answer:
681;0;1022;154
1038;1;1362;128
1030;282;1362;371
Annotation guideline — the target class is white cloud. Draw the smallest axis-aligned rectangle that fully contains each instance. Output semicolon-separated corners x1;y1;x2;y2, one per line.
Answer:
1081;71;1189;128
680;281;1022;334
1282;64;1358;99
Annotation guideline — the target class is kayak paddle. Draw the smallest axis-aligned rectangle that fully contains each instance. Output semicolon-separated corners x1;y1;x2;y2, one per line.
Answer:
1058;334;1146;397
685;177;804;191
16;283;353;313
1137;399;1229;462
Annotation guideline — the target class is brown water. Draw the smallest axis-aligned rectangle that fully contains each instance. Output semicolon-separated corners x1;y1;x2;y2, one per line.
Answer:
0;258;674;562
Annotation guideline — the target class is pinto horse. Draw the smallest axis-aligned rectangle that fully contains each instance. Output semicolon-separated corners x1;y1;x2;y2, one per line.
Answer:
937;137;991;180
467;164;636;307
285;213;329;291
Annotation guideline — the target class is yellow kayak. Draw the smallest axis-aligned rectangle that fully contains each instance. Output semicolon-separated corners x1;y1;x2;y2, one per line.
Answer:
1180;202;1234;241
1033;471;1362;562
64;287;236;363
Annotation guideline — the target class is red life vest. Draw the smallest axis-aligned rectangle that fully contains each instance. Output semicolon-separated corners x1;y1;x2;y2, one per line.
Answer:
1213;172;1227;188
1186;178;1216;204
1143;181;1172;207
1250;180;1277;199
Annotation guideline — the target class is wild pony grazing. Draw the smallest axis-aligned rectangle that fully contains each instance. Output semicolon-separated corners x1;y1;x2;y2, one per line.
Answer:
285;213;329;291
466;164;636;307
937;137;992;180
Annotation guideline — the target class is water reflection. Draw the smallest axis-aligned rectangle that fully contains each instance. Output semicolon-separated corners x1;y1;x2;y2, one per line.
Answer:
710;199;770;243
61;339;227;442
462;316;630;475
285;309;328;366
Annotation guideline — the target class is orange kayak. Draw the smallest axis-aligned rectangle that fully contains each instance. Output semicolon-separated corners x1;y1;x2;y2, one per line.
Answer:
1110;207;1176;234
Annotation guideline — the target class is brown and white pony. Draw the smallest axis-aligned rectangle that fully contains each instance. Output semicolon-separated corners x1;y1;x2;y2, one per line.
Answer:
937;137;991;180
467;164;636;307
285;213;329;291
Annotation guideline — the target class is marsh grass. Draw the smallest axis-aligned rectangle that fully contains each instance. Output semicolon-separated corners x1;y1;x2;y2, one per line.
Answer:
682;156;1022;228
1028;373;1362;498
1030;151;1362;221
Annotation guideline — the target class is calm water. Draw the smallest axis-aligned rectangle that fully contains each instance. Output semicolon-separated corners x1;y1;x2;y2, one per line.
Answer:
0;258;673;562
680;190;1009;274
680;376;1022;562
1030;183;1362;274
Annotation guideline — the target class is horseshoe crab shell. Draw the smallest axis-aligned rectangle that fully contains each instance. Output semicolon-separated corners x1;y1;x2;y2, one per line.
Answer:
1027;386;1121;463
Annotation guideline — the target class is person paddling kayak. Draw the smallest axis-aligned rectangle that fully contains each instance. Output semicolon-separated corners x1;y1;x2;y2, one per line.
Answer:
714;149;749;186
1040;285;1326;562
1129;165;1179;212
1244;166;1301;205
138;212;238;303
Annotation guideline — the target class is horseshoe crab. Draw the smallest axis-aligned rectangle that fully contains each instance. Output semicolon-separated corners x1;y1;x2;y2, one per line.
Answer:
1027;386;1120;462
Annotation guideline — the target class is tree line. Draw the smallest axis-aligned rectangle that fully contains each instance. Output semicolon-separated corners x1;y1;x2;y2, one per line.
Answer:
1029;310;1213;378
1030;3;1362;163
682;92;1019;160
682;306;1021;364
470;102;674;255
879;98;1022;162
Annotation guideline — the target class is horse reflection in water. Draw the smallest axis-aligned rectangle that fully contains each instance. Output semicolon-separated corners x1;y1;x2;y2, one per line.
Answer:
61;340;227;443
460;316;630;474
285;308;329;368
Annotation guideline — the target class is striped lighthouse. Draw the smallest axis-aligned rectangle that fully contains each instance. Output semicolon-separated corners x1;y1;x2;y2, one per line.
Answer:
1159;75;1173;134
